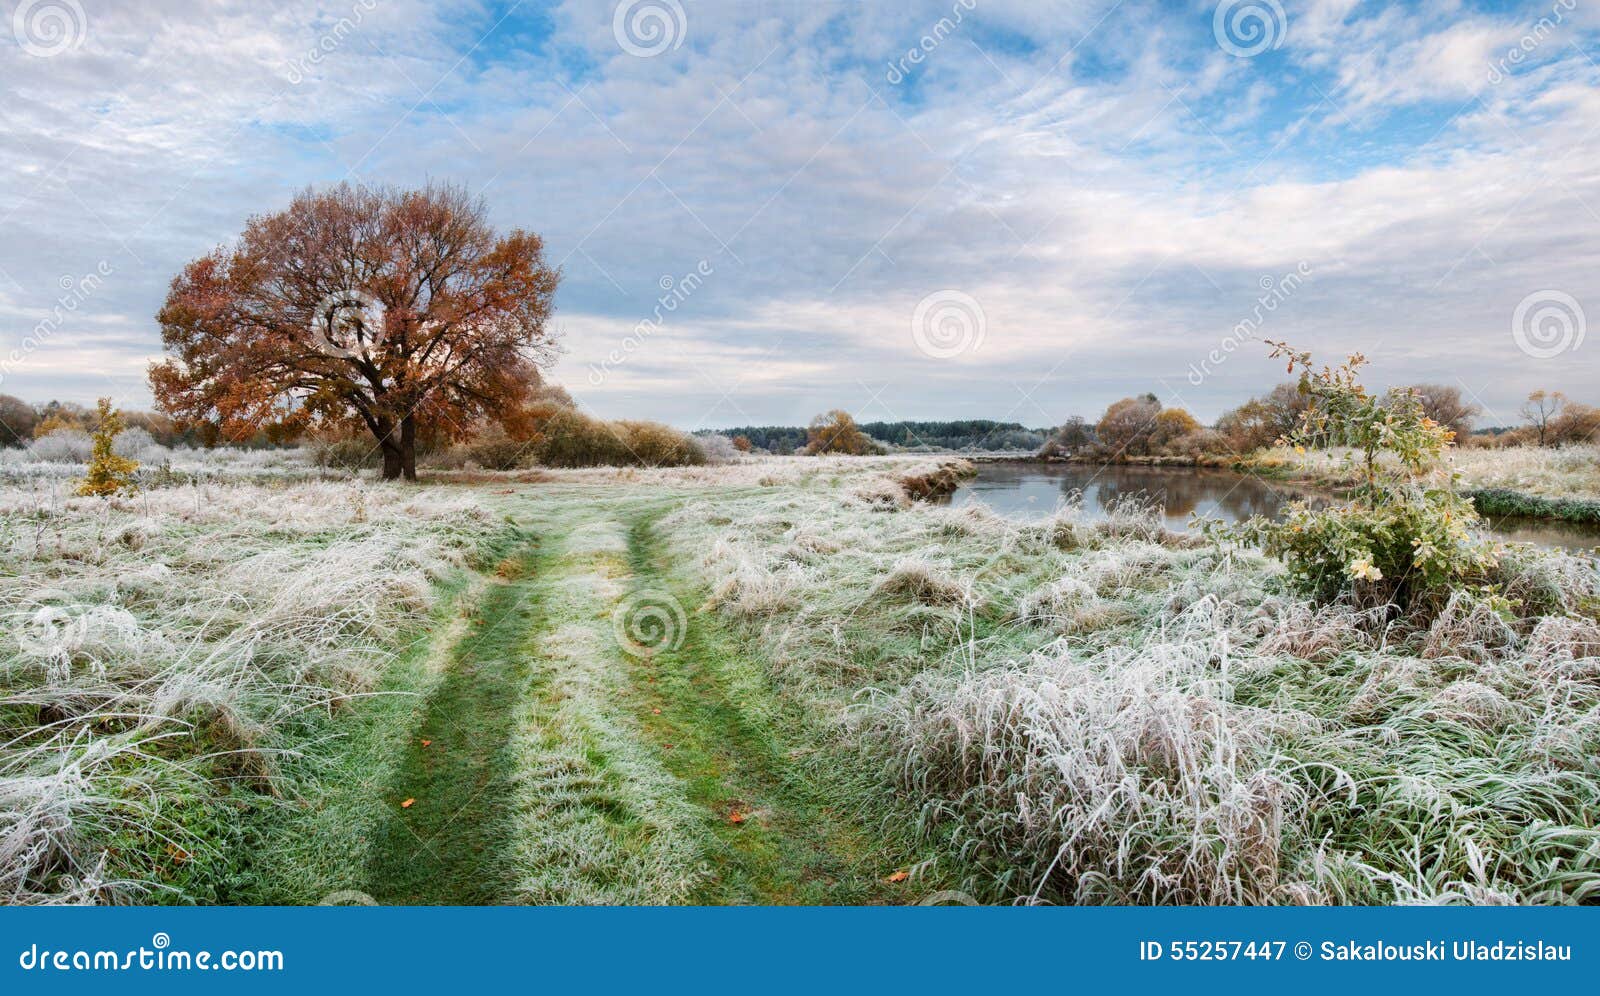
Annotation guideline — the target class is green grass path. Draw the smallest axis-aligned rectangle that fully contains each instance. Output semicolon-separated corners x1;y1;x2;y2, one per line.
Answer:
620;513;894;904
341;497;897;905
360;540;547;904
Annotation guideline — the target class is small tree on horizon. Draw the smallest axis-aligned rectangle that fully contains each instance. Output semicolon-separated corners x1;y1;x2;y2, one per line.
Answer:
1148;407;1201;451
76;398;138;497
1039;415;1094;457
1094;394;1162;456
804;410;876;455
1521;390;1566;447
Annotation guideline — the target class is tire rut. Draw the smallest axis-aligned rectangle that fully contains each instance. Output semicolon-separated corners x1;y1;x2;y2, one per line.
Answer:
360;539;544;904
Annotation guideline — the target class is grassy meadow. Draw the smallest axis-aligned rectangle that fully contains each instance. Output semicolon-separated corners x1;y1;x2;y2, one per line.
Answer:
4;452;1599;905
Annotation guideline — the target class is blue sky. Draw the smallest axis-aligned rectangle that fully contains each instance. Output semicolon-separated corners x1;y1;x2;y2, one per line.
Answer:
3;0;1599;431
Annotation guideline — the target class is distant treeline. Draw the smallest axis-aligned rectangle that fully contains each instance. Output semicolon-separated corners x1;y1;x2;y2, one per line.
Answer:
719;419;1046;454
0;395;223;449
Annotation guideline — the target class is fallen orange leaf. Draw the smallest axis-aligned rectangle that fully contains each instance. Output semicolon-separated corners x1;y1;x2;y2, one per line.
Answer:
401;798;415;809
421;739;432;747
885;870;909;883
729;811;745;824
652;708;661;715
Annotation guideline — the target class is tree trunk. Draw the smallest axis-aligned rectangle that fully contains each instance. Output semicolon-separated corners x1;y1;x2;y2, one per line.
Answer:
371;415;401;480
400;415;418;482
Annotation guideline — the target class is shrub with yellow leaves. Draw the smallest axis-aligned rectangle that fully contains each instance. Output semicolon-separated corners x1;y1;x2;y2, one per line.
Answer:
1222;346;1499;616
76;398;139;497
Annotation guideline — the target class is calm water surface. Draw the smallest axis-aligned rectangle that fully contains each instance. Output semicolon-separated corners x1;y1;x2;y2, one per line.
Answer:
947;463;1600;555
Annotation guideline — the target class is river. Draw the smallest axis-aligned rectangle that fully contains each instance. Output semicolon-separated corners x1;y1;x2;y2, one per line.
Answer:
945;463;1600;555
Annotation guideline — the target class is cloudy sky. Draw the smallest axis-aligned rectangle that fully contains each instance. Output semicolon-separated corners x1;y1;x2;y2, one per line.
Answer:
2;0;1598;431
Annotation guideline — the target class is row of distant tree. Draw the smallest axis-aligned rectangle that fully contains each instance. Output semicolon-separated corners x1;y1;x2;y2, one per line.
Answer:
0;395;236;449
717;384;1598;461
719;418;1046;455
8;382;1595;464
1035;383;1600;460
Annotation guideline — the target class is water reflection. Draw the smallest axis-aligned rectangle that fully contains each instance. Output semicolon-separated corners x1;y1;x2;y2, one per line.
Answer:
945;464;1303;530
1485;515;1600;555
946;463;1600;555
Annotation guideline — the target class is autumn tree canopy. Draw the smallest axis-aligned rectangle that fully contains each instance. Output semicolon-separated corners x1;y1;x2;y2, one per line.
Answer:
150;182;560;479
1216;382;1309;452
1148;407;1201;451
1094;394;1162;456
804;410;876;455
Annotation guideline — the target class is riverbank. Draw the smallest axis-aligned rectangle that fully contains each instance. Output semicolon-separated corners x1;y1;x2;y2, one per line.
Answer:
1465;489;1600;526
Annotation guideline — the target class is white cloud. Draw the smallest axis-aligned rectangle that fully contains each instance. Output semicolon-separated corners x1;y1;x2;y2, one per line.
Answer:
0;0;1597;428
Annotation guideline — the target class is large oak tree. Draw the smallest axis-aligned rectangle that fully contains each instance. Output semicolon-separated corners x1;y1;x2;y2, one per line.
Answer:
150;182;560;479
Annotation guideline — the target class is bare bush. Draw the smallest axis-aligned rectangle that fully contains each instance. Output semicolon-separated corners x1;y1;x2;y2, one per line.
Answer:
692;432;740;465
28;430;92;463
